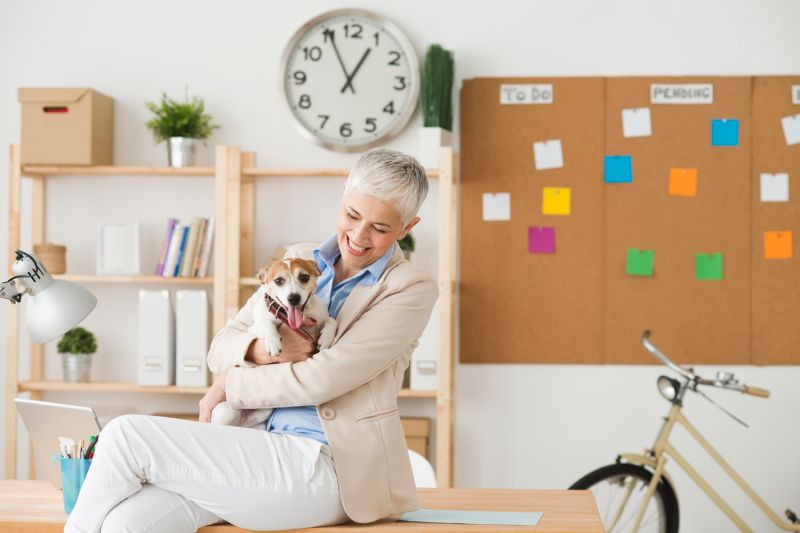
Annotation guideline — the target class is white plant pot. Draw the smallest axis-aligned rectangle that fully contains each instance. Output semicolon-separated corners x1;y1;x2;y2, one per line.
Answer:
419;127;452;169
167;137;198;167
62;353;93;383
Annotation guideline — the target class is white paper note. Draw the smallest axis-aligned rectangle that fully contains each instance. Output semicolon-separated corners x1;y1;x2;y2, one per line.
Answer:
782;114;800;146
482;193;511;221
760;173;789;202
622;108;652;138
533;140;563;170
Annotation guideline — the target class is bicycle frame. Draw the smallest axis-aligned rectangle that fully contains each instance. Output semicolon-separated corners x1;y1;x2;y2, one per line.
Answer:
626;402;800;532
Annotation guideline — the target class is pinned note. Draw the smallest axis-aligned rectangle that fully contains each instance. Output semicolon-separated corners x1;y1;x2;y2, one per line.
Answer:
622;108;652;138
760;173;789;202
482;193;511;221
669;168;698;197
696;253;724;281
626;248;654;277
782;114;800;146
542;187;571;215
529;227;555;253
764;231;792;259
711;119;739;146
605;156;633;183
533;140;564;170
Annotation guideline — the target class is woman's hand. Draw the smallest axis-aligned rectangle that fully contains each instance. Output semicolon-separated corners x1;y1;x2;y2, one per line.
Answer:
245;318;320;365
198;369;228;423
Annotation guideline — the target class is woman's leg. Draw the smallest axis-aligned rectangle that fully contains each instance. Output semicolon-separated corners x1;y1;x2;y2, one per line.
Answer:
99;484;221;533
66;414;347;533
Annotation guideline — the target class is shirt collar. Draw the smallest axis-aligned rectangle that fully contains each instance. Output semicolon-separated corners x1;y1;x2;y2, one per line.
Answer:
313;235;395;286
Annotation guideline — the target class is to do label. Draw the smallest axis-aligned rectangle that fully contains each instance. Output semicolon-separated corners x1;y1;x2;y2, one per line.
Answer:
500;84;554;105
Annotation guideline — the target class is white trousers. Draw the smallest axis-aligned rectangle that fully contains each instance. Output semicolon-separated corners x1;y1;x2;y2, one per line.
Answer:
64;414;348;533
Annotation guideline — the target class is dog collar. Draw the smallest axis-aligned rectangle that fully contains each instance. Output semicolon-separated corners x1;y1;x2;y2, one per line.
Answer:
263;292;313;341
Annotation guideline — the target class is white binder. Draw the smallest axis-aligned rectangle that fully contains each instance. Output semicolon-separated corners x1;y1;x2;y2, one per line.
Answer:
175;290;210;387
137;290;175;386
410;301;439;391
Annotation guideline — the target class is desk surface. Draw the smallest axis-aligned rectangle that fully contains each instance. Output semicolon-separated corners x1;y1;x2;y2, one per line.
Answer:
0;480;603;533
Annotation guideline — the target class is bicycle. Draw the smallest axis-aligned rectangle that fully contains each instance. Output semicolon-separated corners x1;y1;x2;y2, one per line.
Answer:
570;330;800;533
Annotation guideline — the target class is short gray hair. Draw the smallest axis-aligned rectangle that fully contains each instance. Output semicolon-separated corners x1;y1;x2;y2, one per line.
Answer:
344;147;429;225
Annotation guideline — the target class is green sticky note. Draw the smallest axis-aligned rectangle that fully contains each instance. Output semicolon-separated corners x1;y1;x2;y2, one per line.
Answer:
696;253;724;280
626;248;654;277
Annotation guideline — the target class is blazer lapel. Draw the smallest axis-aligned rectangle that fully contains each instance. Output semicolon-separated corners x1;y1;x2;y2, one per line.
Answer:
334;244;405;340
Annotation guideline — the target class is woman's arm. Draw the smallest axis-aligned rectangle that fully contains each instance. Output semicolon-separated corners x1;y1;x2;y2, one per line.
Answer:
225;275;437;409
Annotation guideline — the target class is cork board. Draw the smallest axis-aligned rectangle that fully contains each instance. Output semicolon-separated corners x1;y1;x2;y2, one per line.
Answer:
459;78;606;363
751;77;800;364
604;77;752;364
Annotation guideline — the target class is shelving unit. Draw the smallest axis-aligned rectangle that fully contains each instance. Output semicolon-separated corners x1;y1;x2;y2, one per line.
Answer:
5;144;457;488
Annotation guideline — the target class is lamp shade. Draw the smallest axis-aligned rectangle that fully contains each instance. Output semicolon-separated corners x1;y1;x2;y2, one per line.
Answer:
26;279;97;344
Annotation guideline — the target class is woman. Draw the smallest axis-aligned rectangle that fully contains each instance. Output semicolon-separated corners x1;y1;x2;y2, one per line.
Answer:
65;147;437;532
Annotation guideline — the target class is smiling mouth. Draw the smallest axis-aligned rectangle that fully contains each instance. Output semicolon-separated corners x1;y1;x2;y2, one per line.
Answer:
346;235;370;255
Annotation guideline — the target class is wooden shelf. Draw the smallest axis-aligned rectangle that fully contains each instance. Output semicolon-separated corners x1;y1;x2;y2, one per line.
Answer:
17;380;434;398
242;167;440;178
240;277;259;286
55;274;213;285
21;165;215;177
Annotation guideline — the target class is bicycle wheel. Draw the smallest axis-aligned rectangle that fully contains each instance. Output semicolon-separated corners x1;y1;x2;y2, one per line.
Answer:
570;463;679;533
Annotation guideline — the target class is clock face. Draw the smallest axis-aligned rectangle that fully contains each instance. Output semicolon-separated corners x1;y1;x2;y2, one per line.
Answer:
280;9;420;152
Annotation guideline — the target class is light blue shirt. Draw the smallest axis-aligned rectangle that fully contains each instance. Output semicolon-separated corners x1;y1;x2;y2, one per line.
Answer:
266;236;395;445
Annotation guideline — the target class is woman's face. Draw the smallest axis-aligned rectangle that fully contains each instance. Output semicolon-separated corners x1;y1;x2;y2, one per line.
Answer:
337;189;420;274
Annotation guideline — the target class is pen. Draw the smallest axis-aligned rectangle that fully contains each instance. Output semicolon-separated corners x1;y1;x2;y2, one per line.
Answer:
78;440;85;459
85;435;98;459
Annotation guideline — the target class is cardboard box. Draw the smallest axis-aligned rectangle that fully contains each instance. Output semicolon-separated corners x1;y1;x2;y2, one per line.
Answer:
18;87;114;165
401;417;431;459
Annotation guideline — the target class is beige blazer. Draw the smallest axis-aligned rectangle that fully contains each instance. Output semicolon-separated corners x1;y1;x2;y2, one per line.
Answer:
206;242;438;523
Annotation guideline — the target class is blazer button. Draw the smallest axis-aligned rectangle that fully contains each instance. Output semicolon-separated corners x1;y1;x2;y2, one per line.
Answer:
321;407;336;420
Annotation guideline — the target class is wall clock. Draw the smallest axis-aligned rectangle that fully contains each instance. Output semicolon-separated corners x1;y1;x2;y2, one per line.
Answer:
279;9;420;152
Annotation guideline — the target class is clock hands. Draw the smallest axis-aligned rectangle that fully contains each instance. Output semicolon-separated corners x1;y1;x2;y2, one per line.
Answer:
341;47;372;94
323;29;355;94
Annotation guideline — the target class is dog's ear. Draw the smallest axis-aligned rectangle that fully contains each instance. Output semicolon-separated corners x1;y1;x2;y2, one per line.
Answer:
257;267;269;284
296;258;321;277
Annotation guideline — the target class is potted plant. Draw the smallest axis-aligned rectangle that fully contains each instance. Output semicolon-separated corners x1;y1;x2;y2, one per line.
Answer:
419;44;454;168
398;231;415;261
57;327;97;383
145;89;219;167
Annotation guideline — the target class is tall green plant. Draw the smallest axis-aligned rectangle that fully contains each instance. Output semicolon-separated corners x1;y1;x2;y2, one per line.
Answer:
421;44;454;130
145;89;219;143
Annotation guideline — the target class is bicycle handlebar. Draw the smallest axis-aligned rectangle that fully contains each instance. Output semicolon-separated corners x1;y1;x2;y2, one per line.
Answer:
640;331;770;399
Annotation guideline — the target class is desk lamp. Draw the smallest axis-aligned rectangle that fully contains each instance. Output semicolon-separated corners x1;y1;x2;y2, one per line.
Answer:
0;250;97;343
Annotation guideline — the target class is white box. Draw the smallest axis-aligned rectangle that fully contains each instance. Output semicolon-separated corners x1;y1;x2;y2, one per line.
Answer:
175;290;210;387
410;301;438;391
138;290;175;386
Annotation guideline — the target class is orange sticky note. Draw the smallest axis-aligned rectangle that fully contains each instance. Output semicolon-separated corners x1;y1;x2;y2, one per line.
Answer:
669;168;698;197
764;231;793;259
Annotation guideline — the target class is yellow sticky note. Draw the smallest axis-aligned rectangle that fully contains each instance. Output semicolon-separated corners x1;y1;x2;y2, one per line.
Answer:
542;187;571;215
669;168;698;197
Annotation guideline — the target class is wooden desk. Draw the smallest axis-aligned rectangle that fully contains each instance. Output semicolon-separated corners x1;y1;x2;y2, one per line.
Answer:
0;481;603;533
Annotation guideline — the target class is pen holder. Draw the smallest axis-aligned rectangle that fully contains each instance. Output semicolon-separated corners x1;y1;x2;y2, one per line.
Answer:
59;457;91;514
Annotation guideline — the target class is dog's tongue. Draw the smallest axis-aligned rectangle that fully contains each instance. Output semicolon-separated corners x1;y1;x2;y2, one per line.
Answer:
287;306;303;329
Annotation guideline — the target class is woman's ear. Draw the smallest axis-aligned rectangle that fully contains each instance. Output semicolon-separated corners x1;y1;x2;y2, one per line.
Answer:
398;216;421;239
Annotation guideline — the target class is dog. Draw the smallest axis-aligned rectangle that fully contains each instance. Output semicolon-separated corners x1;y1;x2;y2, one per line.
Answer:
210;257;336;429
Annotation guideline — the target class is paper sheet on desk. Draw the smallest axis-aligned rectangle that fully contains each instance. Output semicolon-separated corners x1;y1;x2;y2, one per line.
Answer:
399;509;543;526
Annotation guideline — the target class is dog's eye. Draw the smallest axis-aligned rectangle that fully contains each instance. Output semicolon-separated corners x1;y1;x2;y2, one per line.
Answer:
299;274;310;283
274;277;284;286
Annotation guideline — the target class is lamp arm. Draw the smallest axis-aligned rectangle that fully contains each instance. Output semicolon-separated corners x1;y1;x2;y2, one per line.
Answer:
0;279;26;303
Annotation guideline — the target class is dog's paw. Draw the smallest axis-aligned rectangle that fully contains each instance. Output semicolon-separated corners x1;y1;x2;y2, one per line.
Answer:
210;402;240;426
264;333;283;358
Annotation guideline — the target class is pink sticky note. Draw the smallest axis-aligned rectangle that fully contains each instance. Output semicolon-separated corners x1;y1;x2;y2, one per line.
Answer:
529;227;555;253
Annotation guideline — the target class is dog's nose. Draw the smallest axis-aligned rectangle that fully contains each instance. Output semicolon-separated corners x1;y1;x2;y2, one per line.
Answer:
287;293;301;306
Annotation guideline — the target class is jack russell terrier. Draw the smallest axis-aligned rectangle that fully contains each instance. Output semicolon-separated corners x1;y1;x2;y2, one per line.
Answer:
210;257;336;429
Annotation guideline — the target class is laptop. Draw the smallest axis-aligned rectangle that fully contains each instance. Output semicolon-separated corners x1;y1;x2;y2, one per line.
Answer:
15;398;102;488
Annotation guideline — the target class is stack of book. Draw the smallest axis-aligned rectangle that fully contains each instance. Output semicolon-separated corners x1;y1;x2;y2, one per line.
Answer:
155;217;215;277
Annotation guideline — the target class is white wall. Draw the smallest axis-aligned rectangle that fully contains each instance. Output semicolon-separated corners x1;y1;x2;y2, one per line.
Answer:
2;1;799;531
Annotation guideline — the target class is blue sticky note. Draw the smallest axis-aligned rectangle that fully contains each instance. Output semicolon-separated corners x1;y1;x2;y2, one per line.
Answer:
399;509;543;526
711;119;739;146
605;155;633;183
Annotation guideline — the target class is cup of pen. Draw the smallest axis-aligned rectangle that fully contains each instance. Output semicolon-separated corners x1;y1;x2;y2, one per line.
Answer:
59;436;97;514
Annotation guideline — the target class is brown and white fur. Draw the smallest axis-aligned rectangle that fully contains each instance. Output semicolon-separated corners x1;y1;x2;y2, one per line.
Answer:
210;258;336;429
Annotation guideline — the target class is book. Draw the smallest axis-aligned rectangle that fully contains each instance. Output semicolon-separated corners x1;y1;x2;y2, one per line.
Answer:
161;224;184;278
172;226;190;277
155;218;178;275
197;216;215;278
180;218;202;277
191;218;208;277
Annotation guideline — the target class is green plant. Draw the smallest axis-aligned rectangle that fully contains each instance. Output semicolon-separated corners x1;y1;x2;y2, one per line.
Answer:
145;89;219;143
398;232;415;253
57;327;97;355
421;44;454;130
